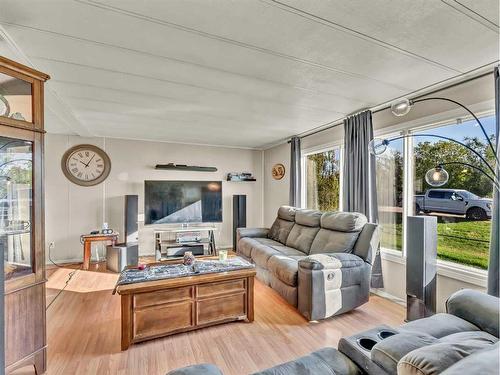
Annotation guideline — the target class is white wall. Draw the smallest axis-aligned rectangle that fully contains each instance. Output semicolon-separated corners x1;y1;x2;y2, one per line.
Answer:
262;74;494;311
263;142;290;227
45;134;264;263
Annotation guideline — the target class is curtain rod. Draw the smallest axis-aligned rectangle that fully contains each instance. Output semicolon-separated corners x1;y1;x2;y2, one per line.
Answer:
288;70;493;143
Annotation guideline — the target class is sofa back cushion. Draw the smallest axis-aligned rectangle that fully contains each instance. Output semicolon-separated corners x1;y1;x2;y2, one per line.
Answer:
268;219;295;244
309;229;360;255
308;212;367;255
285;210;322;253
268;206;297;244
321;211;367;232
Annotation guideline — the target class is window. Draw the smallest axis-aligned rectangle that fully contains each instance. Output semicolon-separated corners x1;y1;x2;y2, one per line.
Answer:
411;115;495;269
304;148;341;211
375;136;404;252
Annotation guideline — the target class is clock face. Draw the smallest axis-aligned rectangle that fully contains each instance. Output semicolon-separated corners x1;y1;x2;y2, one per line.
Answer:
61;145;111;186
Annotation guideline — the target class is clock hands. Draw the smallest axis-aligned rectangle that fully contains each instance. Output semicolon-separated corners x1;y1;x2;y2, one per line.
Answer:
85;154;96;168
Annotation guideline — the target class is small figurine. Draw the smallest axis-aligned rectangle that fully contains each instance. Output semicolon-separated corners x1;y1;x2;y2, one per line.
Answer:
183;251;195;266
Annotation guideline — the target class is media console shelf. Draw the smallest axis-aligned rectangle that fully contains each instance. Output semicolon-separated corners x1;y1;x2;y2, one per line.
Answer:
154;226;218;261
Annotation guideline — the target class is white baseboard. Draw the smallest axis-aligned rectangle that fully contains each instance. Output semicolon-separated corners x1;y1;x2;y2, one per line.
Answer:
371;288;406;306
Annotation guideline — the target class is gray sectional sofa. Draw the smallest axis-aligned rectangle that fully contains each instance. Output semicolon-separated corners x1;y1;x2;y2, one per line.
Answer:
236;206;379;320
166;289;500;375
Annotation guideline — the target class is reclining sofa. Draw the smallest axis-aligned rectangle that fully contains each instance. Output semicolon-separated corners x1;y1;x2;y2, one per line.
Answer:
167;289;500;375
236;206;379;320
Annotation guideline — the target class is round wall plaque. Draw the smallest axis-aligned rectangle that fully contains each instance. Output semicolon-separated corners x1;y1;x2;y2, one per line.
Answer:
272;163;285;180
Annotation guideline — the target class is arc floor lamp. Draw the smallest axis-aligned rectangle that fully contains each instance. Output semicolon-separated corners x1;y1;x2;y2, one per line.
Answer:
369;96;498;320
369;96;499;191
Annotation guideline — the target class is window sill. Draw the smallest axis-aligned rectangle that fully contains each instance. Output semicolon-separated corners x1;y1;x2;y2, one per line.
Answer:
380;248;487;287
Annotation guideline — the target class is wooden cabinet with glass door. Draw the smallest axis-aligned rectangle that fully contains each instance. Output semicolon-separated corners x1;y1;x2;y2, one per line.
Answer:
0;56;49;374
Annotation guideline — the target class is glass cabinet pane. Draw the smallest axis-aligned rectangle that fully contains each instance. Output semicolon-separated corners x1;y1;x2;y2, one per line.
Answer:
0;136;33;280
0;72;33;123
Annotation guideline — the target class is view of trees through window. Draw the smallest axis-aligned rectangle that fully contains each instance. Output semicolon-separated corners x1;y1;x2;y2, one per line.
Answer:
412;115;495;269
375;138;403;252
305;149;341;211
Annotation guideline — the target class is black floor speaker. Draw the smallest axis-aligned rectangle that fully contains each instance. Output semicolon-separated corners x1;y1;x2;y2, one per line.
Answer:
233;195;247;250
406;215;437;321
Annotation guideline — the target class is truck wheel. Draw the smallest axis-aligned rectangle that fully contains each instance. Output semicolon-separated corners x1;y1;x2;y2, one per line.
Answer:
466;207;487;221
415;204;421;214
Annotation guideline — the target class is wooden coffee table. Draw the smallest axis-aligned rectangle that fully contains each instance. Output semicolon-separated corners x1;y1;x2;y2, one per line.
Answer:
115;259;256;350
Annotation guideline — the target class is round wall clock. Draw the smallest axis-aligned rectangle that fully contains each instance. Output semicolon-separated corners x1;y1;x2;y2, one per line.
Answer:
272;163;285;180
61;144;111;186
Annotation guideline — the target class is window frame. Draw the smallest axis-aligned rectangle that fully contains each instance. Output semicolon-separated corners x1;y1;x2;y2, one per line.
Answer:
297;107;494;280
301;142;344;211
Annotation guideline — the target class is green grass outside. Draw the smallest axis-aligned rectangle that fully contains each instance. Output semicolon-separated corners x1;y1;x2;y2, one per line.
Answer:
380;220;491;270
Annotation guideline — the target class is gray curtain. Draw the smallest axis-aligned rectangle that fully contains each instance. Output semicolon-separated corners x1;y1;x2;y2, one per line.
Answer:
290;136;301;207
343;111;383;288
488;67;500;297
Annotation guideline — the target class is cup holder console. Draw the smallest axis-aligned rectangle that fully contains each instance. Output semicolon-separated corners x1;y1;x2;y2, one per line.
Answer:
339;325;400;375
357;337;377;351
378;330;396;340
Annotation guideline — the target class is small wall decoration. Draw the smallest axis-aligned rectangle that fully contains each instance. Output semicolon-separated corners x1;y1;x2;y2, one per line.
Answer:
272;163;285;180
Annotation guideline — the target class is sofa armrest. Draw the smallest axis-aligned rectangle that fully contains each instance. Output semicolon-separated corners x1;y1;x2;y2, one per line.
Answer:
299;254;344;270
236;227;269;242
446;289;499;337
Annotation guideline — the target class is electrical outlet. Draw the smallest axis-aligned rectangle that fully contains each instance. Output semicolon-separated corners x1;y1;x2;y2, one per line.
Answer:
49;241;55;249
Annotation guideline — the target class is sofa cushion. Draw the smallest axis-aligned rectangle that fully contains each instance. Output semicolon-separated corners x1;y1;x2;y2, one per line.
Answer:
268;244;306;257
277;205;297;221
321;212;367;232
400;313;480;339
286;224;320;253
446;289;499;338
251;244;281;269
166;364;223;375
309;229;360;255
441;341;500;375
254;238;283;248
371;331;438;375
295;209;322;227
252;347;362;375
268;218;295;244
268;255;300;286
397;331;498;375
238;237;259;258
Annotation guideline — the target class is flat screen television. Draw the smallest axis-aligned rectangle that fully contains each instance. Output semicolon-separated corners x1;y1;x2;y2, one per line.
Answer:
144;180;222;225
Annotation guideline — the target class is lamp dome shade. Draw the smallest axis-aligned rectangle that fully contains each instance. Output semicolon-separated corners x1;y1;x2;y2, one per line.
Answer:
368;138;390;155
425;166;449;187
391;98;412;116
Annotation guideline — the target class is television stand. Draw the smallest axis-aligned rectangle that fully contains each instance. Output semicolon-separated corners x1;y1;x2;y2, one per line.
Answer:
154;226;217;261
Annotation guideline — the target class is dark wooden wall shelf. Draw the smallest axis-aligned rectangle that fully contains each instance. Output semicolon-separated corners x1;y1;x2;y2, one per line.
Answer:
155;163;217;172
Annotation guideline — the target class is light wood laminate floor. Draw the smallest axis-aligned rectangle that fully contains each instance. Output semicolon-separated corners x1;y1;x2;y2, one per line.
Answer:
42;261;404;375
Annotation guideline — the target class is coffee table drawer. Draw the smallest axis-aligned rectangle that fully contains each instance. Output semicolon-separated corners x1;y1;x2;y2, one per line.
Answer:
134;301;194;339
197;293;246;325
197;279;245;297
134;286;192;308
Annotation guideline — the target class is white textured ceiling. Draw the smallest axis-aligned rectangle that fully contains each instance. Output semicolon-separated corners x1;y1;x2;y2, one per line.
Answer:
0;0;498;149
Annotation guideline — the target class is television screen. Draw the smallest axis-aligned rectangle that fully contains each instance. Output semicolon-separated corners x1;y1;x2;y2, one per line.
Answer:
144;180;222;225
